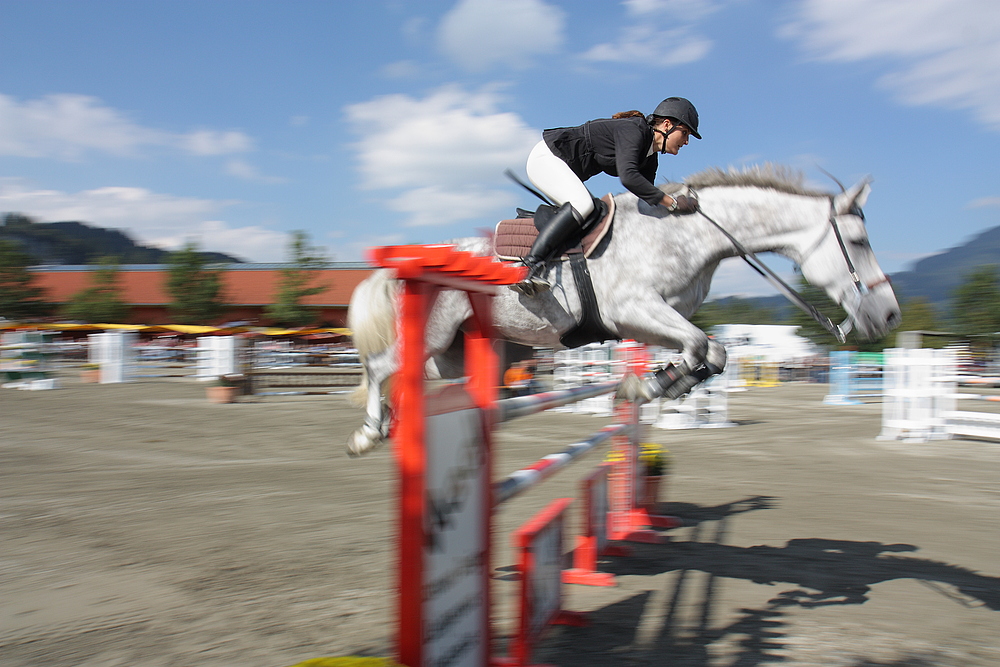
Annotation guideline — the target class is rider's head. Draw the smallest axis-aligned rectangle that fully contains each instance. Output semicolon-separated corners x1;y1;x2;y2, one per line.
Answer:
648;97;701;155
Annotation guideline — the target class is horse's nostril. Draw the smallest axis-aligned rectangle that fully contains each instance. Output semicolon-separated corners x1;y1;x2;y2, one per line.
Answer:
887;312;901;328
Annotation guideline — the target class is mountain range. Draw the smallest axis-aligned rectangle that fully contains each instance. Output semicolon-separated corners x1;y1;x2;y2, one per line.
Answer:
1;214;243;265
887;225;1000;307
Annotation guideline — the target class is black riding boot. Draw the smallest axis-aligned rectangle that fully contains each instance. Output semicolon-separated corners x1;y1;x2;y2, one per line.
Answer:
510;202;581;296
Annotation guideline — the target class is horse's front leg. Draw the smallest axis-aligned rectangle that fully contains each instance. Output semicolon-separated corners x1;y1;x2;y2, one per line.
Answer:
611;296;727;402
639;337;727;401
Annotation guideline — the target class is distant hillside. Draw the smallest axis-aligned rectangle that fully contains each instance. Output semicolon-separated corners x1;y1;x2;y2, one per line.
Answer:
0;213;244;265
888;225;1000;307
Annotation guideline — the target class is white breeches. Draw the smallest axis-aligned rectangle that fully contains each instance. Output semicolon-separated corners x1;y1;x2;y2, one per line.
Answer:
525;140;595;220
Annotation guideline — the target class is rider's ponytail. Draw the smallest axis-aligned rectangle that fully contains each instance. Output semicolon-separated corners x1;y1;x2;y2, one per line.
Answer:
612;110;645;120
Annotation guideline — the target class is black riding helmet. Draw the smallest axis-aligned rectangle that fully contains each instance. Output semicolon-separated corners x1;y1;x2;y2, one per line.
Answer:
650;97;701;139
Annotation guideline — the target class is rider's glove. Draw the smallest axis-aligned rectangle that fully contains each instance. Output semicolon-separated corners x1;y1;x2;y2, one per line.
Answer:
669;194;700;214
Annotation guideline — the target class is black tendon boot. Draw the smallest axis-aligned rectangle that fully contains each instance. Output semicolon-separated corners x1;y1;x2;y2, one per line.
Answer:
510;202;581;296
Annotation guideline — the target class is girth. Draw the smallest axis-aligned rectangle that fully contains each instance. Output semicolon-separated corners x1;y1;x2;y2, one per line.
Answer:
560;252;619;349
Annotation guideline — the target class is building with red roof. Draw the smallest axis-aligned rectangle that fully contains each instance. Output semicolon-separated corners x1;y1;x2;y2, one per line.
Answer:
28;263;374;326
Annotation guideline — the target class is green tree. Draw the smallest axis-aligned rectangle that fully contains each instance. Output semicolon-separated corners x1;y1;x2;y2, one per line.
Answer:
950;265;1000;339
264;231;329;327
894;297;949;348
691;298;784;330
2;212;34;231
166;242;227;323
787;277;846;349
0;238;50;320
64;257;130;323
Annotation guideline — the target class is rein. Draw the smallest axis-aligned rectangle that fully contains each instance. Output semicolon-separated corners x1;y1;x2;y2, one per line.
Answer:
689;190;867;344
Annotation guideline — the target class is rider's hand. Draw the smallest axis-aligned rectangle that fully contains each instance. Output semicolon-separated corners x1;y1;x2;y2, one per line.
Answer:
671;194;700;214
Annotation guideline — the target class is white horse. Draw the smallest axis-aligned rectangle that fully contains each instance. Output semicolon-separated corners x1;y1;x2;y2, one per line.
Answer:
347;165;901;455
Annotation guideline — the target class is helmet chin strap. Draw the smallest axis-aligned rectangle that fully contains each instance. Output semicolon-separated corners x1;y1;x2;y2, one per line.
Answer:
653;122;681;154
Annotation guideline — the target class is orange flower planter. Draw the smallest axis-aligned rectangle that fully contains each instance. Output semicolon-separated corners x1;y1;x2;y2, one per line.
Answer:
206;386;238;404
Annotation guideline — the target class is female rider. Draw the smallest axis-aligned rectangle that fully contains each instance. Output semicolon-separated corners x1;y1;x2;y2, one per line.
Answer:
512;97;702;295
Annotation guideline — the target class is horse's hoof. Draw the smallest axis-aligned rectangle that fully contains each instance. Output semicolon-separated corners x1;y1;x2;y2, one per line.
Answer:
346;424;383;457
615;374;646;402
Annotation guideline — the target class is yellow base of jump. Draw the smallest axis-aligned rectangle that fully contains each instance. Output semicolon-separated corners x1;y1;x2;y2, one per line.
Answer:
291;656;404;667
285;658;404;667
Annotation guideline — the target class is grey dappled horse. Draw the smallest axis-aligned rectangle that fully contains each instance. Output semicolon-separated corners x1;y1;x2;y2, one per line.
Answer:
347;165;901;456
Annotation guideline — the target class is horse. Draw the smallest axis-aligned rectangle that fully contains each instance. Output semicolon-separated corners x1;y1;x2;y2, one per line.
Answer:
346;164;901;456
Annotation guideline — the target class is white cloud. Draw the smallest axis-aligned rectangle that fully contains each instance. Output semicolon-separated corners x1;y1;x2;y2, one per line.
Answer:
438;0;566;71
151;220;291;263
624;0;723;19
582;0;722;66
968;196;1000;209
387;185;515;226
345;85;539;226
180;130;253;156
0;179;287;262
380;60;423;79
781;0;1000;130
0;93;254;160
225;159;287;184
583;26;711;65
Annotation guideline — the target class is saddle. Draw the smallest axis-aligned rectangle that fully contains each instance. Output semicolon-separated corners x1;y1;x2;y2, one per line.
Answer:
493;193;616;261
493;194;619;349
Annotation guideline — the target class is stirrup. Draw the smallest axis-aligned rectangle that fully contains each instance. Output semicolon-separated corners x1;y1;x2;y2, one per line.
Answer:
509;261;550;296
509;274;550;296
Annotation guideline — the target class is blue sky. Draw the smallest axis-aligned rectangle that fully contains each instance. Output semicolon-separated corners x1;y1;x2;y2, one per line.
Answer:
1;0;999;297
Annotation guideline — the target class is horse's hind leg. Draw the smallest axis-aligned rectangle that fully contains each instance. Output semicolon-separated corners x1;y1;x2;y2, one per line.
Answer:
347;344;397;457
346;290;471;457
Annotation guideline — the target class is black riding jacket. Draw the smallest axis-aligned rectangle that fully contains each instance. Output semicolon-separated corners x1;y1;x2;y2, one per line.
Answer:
542;116;663;207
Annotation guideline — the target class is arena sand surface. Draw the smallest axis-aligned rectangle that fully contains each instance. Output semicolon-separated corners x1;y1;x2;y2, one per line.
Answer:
2;366;999;667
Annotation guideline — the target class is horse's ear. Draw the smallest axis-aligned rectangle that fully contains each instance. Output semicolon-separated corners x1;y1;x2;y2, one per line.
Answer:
834;177;872;215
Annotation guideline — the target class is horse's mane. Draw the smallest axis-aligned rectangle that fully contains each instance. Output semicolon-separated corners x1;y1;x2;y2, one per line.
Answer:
659;164;828;198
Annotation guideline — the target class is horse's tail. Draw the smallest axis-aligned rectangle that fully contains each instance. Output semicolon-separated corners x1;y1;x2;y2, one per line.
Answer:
347;269;399;407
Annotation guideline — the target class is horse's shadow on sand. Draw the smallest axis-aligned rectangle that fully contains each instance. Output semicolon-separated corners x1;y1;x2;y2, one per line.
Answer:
534;495;1000;667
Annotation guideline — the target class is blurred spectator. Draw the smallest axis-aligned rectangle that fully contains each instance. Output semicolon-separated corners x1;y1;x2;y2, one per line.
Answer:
503;360;531;397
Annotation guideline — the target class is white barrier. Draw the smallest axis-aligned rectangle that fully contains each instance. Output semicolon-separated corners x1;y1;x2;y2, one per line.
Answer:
1;331;59;389
642;347;735;430
878;347;1000;442
550;344;736;429
551;342;620;416
89;331;137;384
195;335;244;380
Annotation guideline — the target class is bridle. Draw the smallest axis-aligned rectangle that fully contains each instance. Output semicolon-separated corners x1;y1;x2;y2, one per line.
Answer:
690;189;889;344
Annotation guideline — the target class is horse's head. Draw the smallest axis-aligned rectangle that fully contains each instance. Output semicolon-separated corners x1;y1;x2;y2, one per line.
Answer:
797;179;901;341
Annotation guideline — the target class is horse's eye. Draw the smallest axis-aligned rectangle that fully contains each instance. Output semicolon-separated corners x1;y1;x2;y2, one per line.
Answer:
850;239;870;250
